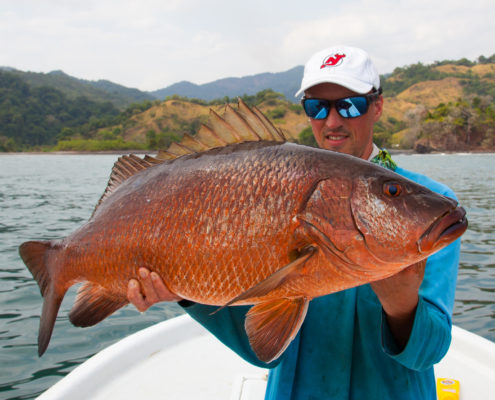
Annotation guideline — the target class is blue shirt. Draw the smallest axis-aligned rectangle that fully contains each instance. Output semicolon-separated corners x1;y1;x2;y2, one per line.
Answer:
183;166;461;400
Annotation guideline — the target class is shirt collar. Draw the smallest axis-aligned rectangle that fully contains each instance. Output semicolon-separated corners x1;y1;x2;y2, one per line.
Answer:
367;143;380;161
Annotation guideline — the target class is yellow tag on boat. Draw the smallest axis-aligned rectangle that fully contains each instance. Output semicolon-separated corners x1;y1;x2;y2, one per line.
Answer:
436;378;460;400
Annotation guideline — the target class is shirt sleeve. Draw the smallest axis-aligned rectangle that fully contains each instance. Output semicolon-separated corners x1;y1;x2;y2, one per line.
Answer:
381;167;462;370
381;237;461;370
181;302;280;369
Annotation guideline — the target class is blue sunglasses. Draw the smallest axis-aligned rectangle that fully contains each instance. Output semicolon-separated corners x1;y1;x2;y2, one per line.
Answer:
302;89;382;120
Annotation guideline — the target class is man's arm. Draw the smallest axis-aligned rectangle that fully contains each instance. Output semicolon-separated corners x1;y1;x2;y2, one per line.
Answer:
370;259;426;350
374;238;460;371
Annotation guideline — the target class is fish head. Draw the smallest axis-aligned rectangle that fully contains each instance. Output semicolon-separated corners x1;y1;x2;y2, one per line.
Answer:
300;169;467;277
348;173;467;265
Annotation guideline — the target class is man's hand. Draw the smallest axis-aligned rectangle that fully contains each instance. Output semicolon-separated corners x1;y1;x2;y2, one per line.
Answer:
127;268;182;312
370;259;427;349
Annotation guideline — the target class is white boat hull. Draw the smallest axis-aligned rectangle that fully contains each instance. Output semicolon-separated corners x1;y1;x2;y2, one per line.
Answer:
37;314;495;399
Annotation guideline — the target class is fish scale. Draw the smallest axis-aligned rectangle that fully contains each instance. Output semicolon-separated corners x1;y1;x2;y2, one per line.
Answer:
159;150;304;302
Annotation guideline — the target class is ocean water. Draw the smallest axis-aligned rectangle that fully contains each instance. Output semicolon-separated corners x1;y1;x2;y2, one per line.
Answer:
0;153;494;399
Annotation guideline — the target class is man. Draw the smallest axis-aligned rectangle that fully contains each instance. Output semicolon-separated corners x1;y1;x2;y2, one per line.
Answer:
127;46;461;399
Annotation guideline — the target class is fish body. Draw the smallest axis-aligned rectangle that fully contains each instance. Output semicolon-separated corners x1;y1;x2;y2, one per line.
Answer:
19;102;467;362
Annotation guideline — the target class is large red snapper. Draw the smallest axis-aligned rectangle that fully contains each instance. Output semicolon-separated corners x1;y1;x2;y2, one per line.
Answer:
19;100;467;362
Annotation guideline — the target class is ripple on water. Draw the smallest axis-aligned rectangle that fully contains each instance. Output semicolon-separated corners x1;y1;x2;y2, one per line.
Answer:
1;153;494;400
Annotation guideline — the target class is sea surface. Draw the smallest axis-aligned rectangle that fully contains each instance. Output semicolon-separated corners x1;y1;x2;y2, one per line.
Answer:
0;153;494;400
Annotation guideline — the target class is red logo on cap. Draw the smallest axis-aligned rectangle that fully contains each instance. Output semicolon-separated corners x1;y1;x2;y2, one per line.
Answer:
321;53;346;69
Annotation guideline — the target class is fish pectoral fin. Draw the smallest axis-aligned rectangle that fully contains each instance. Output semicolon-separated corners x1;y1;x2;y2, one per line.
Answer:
69;283;128;327
246;297;309;363
212;246;316;314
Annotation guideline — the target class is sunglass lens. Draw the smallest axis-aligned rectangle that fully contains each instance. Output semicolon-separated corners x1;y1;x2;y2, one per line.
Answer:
336;97;368;118
304;99;329;119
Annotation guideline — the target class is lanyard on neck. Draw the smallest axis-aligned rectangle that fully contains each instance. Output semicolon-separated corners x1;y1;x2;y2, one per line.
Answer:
370;148;397;171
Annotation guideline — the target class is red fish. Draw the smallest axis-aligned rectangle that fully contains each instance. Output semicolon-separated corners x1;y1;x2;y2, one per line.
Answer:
19;100;467;362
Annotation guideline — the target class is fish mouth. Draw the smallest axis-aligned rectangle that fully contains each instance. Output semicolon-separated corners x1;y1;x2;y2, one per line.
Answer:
418;206;468;254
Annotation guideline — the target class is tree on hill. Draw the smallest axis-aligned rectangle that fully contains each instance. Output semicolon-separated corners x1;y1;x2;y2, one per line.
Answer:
401;95;495;151
0;71;119;150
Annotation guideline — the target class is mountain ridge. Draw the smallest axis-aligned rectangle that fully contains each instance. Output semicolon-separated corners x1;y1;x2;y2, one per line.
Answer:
2;54;495;152
0;65;305;106
150;66;303;102
1;67;155;109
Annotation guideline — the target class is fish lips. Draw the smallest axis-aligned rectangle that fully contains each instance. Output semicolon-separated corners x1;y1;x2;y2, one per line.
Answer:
418;206;468;254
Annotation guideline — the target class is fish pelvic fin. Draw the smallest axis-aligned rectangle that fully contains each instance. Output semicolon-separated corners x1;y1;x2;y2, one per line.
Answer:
19;240;67;357
69;283;128;327
246;297;309;363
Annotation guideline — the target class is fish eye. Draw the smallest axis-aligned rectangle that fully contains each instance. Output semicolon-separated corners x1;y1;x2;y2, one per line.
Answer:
384;182;402;197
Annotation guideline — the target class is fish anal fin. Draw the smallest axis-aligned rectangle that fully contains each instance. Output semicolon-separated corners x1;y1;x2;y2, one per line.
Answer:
246;297;309;362
69;283;128;327
215;246;316;313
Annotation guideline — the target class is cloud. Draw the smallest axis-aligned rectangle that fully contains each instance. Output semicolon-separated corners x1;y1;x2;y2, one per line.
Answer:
1;0;494;90
279;0;495;74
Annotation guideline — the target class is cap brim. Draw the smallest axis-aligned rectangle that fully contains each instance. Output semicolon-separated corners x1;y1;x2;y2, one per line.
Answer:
295;76;373;97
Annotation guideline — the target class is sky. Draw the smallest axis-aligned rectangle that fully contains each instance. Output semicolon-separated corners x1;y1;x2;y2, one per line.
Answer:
1;0;494;92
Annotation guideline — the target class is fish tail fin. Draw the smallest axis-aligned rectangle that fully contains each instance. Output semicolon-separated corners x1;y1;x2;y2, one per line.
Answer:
19;240;67;356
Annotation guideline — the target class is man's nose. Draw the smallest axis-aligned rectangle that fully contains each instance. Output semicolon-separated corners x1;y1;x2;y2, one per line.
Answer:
323;106;343;129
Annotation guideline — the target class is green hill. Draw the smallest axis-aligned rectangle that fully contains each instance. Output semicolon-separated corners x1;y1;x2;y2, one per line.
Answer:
376;56;495;151
0;71;121;151
1;54;495;152
2;68;154;109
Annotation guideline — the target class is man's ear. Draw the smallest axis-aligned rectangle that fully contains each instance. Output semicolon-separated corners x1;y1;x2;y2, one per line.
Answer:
373;95;384;122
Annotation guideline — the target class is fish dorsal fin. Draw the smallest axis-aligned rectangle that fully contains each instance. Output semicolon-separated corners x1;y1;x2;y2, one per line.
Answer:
92;154;163;216
155;98;287;161
94;99;287;214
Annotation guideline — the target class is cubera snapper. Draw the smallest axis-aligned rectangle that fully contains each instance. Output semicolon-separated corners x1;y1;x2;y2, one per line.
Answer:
19;100;467;362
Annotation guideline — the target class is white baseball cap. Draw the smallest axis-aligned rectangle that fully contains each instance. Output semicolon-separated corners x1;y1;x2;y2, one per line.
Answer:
295;45;380;97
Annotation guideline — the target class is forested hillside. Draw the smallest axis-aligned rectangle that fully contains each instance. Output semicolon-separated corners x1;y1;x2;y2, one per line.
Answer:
376;55;495;151
2;68;154;109
1;54;494;152
0;72;124;151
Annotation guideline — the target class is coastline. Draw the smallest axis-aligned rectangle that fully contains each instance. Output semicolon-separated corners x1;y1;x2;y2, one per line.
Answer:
1;148;495;156
0;150;158;156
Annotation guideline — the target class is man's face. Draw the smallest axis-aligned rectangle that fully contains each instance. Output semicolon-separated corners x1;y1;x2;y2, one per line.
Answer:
304;83;383;160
